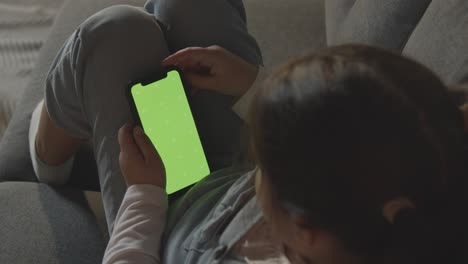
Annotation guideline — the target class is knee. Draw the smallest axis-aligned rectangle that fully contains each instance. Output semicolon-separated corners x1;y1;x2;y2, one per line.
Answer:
154;0;261;65
78;5;163;48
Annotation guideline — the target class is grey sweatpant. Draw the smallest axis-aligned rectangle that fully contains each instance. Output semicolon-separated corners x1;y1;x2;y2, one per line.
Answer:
44;4;261;232
44;0;468;236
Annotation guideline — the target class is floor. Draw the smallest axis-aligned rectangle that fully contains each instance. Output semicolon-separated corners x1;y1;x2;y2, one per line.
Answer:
0;0;64;139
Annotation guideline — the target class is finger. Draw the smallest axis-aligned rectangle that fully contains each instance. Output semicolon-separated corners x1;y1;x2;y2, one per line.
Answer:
163;47;217;67
118;122;141;157
133;126;160;163
162;47;205;65
163;45;227;67
170;56;213;74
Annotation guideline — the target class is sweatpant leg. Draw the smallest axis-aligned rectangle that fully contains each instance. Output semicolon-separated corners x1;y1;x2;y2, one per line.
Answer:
45;5;170;232
146;0;263;169
45;2;262;232
325;0;432;51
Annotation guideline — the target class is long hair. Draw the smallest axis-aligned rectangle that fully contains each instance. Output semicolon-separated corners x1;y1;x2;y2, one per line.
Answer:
250;44;467;263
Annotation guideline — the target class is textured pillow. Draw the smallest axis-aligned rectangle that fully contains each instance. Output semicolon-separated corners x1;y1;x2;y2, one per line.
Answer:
0;3;60;142
0;90;14;141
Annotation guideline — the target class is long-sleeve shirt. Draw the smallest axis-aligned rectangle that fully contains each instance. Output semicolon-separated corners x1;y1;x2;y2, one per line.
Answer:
103;69;265;264
102;185;168;264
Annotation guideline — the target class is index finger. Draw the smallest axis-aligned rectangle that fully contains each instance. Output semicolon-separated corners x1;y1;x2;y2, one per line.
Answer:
162;47;212;67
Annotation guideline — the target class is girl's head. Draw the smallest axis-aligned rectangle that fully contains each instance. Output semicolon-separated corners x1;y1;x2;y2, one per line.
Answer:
250;44;467;263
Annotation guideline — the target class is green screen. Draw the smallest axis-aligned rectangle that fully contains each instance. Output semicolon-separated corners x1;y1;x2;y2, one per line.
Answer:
131;70;210;194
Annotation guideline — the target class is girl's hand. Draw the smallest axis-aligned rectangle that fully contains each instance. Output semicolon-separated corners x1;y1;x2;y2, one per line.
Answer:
162;45;259;96
118;123;166;188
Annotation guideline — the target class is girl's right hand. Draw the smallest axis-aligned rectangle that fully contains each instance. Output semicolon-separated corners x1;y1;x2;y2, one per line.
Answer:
162;46;259;97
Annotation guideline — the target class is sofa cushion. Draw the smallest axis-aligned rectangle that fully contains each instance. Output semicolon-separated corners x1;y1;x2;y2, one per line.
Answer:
244;0;326;76
0;182;106;264
326;0;432;51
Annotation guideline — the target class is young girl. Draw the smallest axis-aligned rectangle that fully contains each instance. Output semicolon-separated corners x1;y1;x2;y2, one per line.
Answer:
28;2;467;263
103;44;466;263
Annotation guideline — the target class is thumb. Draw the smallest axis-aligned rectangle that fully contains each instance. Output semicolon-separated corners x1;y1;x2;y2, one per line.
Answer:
133;126;160;163
118;123;141;157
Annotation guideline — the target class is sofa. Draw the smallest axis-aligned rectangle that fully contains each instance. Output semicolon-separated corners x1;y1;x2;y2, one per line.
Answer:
1;0;467;263
0;0;325;263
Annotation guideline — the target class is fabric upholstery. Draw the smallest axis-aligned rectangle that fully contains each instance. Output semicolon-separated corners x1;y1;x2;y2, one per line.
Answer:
326;0;432;50
0;182;106;264
245;0;326;76
403;0;468;84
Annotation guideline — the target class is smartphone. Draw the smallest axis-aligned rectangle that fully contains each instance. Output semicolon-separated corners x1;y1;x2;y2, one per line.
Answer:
127;68;210;194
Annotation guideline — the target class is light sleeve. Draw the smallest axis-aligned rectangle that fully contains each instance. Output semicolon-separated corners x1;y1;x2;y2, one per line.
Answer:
102;184;168;264
232;66;266;122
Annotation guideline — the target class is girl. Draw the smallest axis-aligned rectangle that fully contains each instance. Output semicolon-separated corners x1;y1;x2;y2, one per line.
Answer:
105;44;467;263
28;1;467;263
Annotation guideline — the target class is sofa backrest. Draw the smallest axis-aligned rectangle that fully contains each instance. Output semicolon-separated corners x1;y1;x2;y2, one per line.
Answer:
245;0;326;77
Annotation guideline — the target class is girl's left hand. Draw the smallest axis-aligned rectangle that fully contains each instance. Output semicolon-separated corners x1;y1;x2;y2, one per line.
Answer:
118;122;166;188
162;46;259;96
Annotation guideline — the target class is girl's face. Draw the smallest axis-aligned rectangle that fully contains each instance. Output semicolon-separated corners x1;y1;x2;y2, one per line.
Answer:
254;169;357;264
254;169;312;264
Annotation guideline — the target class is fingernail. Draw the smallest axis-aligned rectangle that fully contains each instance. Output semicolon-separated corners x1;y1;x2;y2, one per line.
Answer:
135;126;144;136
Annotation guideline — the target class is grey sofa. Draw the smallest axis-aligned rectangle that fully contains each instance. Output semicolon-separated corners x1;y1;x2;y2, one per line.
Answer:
1;0;468;263
0;0;325;263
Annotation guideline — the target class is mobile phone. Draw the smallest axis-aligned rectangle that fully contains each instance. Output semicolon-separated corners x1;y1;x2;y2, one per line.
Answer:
127;68;210;194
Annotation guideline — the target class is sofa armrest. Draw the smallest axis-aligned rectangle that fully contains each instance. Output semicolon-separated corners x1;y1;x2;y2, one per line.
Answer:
0;182;106;264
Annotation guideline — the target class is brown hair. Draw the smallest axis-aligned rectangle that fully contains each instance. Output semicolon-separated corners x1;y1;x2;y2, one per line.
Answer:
249;44;467;263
